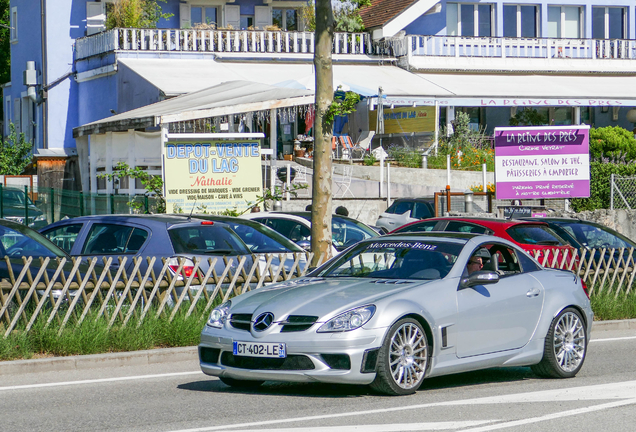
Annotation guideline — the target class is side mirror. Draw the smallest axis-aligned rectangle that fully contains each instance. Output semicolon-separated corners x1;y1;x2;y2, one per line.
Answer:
459;270;499;289
296;240;311;251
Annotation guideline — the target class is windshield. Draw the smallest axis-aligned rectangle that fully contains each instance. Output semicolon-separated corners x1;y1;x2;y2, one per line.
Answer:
0;224;68;258
506;225;568;246
169;225;250;255
225;220;303;253
330;216;379;251
317;240;462;280
556;222;635;249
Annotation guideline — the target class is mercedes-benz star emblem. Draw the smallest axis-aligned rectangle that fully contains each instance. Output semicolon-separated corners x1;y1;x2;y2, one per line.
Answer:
253;312;274;331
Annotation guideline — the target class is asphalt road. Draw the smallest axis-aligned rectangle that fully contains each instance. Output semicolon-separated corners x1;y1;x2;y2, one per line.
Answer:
1;327;636;432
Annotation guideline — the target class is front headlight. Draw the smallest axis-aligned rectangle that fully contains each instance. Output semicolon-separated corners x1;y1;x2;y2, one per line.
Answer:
317;305;376;333
207;301;231;328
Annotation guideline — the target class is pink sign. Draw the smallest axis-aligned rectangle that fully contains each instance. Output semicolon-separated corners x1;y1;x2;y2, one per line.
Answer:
494;126;590;200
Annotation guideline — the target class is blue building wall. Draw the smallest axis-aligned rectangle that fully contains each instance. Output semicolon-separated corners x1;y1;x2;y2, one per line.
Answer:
404;0;635;39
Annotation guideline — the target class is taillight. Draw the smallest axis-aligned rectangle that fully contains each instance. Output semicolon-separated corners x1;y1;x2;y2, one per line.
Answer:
168;257;195;278
581;280;590;299
201;221;214;225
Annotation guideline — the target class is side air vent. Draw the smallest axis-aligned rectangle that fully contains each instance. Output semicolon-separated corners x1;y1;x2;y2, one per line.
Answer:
229;313;252;331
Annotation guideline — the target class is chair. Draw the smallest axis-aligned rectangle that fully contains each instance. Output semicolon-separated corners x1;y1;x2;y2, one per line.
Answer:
338;136;354;160
292;165;310;197
356;131;375;152
333;163;354;198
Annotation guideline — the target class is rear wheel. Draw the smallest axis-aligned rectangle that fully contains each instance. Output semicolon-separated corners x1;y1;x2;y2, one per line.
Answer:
371;317;429;396
219;377;264;388
531;307;587;378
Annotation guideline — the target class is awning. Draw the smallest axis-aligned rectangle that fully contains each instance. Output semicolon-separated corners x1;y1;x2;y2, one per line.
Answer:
387;73;636;107
73;81;313;137
117;58;454;98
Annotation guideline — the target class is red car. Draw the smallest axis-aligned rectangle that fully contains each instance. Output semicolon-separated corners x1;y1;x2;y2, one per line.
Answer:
391;217;577;266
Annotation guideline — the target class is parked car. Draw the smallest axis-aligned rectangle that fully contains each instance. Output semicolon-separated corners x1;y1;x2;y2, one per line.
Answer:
199;232;592;395
1;187;47;229
391;217;576;263
189;215;309;275
375;197;435;231
39;215;254;289
0;218;97;307
243;211;379;256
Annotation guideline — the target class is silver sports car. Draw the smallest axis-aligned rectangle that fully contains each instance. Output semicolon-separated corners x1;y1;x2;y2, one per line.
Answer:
199;232;593;395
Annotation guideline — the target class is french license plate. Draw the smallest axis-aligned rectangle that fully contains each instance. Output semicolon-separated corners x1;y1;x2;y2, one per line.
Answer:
233;341;286;358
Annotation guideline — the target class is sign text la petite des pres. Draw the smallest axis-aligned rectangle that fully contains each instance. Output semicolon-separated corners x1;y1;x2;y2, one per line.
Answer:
163;139;263;214
494;125;590;201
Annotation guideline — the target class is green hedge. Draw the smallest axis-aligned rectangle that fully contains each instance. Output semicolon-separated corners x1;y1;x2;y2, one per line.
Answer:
589;126;636;162
570;162;636;211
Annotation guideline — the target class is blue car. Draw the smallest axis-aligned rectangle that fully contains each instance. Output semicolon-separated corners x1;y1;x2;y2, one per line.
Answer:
39;215;254;287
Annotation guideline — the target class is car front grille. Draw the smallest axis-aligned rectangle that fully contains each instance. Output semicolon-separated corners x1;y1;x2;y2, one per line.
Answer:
221;352;315;370
279;315;319;332
229;313;252;331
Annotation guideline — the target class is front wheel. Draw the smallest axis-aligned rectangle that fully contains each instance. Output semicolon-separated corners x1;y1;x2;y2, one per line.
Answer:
531;307;587;378
371;318;429;396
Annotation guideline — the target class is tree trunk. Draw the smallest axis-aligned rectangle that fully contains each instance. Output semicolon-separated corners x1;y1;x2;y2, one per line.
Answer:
310;0;334;266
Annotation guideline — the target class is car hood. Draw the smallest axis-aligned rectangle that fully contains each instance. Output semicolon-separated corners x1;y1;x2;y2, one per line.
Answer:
230;277;425;322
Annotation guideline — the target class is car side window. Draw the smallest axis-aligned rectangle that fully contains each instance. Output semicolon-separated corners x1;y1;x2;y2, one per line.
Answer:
506;225;566;246
446;221;491;234
42;224;83;253
397;220;439;233
82;224;133;255
393;201;414;216
484;244;522;276
124;228;148;253
412;202;433;219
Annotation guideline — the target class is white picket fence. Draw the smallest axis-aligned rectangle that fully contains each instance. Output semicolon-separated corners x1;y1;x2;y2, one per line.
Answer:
1;247;634;338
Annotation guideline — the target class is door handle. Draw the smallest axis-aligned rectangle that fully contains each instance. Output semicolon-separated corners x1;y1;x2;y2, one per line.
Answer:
526;288;540;298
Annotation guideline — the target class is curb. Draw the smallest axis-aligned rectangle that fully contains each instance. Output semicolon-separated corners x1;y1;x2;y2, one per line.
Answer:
2;319;635;376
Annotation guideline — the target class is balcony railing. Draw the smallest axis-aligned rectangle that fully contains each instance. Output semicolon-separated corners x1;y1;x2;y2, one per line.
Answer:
408;35;636;60
75;28;372;60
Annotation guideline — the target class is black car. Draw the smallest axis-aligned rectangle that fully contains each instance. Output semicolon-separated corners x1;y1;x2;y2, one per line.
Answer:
1;187;47;229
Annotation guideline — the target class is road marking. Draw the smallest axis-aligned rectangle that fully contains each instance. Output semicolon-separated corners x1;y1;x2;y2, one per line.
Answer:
458;398;636;432
167;380;636;432
591;335;636;343
0;371;202;391
224;421;498;432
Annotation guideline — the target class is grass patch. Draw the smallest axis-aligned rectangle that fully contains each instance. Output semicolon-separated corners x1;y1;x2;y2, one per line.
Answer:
590;288;636;321
0;304;208;361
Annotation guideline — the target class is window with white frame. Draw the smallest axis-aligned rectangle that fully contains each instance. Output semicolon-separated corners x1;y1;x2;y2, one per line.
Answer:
10;7;17;42
191;5;218;27
447;3;494;37
5;97;11;136
503;5;539;38
272;8;300;31
13;99;21;134
21;97;33;142
547;6;583;38
592;7;626;39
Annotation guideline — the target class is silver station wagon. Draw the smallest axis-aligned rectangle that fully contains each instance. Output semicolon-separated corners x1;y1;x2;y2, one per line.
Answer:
199;232;592;395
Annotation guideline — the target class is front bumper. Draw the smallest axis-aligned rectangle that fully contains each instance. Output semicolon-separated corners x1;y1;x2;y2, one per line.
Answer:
198;324;387;385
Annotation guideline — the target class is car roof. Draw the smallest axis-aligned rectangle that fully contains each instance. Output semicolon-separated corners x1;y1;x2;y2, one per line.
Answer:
411;216;549;229
41;214;230;229
384;231;479;241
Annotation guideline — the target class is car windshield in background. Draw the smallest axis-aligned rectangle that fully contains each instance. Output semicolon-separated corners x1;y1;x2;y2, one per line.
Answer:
0;224;67;258
556;222;634;249
224;220;303;253
168;225;250;255
329;216;379;251
506;225;567;246
318;240;462;280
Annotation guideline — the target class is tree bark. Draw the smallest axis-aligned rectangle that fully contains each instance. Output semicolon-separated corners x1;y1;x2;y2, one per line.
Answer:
310;0;334;266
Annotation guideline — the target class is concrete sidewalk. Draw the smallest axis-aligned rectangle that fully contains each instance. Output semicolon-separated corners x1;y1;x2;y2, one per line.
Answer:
2;319;635;376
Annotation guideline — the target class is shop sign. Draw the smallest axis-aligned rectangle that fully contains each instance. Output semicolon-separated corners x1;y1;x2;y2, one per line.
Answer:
369;106;436;134
163;139;263;214
494;126;590;200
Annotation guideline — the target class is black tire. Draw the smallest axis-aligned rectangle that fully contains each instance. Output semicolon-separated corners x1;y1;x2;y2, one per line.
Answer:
219;376;265;388
371;317;429;396
531;307;587;378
